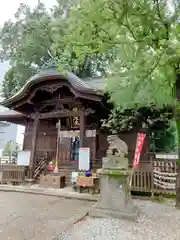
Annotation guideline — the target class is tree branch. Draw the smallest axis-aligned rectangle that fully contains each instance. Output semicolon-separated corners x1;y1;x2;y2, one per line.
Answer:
133;54;163;96
154;0;169;40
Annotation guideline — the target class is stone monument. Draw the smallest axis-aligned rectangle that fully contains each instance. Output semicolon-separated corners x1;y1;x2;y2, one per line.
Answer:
89;135;139;221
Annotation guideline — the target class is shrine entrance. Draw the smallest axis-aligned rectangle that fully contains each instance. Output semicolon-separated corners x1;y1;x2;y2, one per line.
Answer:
1;70;108;182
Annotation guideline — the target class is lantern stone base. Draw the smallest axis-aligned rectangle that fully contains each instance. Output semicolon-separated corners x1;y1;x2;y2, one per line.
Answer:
89;204;139;221
89;169;139;221
23;178;36;186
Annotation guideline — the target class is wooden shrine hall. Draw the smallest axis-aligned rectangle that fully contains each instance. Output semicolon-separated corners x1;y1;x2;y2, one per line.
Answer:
0;69;149;186
0;69;111;184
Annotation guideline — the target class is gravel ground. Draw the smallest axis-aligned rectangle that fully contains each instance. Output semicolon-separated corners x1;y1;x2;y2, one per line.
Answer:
0;192;93;240
58;200;180;240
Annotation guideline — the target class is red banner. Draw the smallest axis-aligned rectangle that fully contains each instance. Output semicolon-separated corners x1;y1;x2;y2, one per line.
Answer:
133;133;146;169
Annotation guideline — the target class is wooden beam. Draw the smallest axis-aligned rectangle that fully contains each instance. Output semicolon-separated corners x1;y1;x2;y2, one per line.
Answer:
30;110;80;119
38;97;79;108
29;113;39;178
24;131;57;136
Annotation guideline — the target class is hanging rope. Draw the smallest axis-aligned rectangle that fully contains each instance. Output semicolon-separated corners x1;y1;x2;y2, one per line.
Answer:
153;170;176;190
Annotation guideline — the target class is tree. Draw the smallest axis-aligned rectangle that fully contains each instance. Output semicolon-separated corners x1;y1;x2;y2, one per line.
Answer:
0;2;53;98
3;140;20;159
150;121;177;153
2;65;36;98
0;0;113;98
0;3;53;64
58;0;180;206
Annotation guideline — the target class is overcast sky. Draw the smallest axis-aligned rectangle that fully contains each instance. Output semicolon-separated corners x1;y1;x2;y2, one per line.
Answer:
0;1;58;146
0;0;57;25
0;0;58;82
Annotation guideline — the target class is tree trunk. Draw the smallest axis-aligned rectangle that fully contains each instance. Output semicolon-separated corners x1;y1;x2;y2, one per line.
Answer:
176;120;180;208
175;75;180;208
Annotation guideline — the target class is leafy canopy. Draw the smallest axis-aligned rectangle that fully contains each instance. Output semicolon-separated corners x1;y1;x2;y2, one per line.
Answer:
58;0;180;109
0;0;113;98
0;2;53;98
1;0;178;134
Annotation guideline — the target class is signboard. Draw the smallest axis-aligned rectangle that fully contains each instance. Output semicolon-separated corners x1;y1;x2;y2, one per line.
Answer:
78;148;90;171
17;150;31;166
71;172;79;183
59;130;96;138
133;133;146;169
155;154;178;160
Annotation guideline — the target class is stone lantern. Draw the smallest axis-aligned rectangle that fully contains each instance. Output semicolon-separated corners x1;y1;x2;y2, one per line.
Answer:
90;135;139;221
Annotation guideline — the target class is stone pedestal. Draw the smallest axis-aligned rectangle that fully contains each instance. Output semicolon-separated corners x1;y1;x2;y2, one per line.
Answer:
89;169;139;221
102;156;128;170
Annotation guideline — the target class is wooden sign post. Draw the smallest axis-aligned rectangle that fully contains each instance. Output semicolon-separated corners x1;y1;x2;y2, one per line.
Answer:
54;119;61;173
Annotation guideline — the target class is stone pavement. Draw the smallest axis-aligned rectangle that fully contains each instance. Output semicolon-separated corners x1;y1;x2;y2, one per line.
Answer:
0;192;94;240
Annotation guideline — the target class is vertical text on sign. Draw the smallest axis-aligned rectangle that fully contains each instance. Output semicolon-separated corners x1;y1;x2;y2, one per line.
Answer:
133;133;146;168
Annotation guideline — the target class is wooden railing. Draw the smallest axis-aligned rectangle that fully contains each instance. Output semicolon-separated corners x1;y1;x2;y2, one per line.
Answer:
0;164;25;184
33;158;51;180
131;170;152;193
131;153;178;195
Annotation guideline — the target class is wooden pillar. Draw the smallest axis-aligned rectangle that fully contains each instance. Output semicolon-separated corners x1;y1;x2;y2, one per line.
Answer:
29;113;39;178
80;108;85;147
22;118;28;150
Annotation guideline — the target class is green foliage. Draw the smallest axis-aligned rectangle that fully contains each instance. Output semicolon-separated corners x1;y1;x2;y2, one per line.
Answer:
0;0;114;98
0;3;53;64
3;141;20;158
55;0;116;76
55;0;180;138
58;0;180;109
150;121;178;153
102;106;173;133
0;2;54;98
2;65;36;98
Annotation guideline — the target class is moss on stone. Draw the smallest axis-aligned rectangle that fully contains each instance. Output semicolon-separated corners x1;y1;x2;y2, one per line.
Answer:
104;169;128;179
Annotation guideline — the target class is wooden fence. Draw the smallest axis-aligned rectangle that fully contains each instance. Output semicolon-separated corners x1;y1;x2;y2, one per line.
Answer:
0;153;178;193
131;153;178;195
0;164;25;184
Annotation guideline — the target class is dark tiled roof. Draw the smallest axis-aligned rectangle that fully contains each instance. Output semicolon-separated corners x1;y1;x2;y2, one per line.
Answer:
1;69;104;107
67;72;93;90
83;77;105;90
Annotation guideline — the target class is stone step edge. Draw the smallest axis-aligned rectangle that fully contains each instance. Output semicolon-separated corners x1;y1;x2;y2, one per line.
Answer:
0;185;98;202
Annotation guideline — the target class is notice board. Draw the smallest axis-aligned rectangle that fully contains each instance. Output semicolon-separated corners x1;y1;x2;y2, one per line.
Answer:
78;148;90;171
17;150;31;166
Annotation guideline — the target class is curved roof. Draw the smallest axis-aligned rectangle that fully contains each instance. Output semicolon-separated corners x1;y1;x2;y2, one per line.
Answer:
0;109;25;125
1;69;103;107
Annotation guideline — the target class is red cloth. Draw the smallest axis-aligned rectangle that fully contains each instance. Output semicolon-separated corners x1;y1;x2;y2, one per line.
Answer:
133;133;146;168
47;165;55;171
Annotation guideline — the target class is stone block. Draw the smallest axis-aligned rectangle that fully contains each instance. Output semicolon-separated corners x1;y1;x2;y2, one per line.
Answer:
102;156;128;170
89;170;139;221
89;203;139;221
